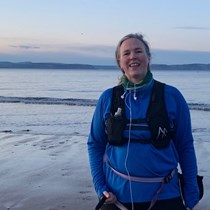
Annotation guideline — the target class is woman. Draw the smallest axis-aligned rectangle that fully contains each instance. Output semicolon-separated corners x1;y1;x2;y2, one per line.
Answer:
87;33;199;210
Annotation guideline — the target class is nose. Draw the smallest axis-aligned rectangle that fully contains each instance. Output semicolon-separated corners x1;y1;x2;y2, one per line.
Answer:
130;51;137;59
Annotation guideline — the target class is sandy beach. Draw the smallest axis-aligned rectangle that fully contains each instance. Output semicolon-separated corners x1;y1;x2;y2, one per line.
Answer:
0;132;209;210
0;109;209;210
0;133;98;210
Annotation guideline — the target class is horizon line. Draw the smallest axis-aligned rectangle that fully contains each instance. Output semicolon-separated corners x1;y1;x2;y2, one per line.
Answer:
0;61;210;66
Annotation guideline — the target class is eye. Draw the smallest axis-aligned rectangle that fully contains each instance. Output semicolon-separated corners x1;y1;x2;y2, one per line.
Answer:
123;51;130;56
136;49;143;53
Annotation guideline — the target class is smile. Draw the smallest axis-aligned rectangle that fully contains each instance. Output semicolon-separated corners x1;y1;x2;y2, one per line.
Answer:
129;63;140;67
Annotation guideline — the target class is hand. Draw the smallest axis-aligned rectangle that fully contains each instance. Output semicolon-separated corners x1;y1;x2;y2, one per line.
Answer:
103;191;117;204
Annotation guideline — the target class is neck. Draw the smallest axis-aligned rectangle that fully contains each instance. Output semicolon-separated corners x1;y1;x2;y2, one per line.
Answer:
122;70;153;88
129;77;143;84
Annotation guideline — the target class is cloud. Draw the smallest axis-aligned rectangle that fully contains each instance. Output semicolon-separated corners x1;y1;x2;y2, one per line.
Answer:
0;50;116;65
7;42;115;58
174;26;210;30
2;42;210;65
1;41;116;64
9;44;40;50
65;44;115;58
152;49;210;65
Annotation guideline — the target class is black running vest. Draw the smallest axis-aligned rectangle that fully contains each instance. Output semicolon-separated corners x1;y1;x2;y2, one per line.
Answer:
106;80;174;149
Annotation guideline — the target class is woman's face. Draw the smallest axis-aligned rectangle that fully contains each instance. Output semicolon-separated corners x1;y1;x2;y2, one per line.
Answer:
119;38;150;84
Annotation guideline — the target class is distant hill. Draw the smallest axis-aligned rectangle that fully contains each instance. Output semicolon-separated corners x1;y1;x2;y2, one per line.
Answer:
0;61;210;70
0;62;95;69
151;63;210;70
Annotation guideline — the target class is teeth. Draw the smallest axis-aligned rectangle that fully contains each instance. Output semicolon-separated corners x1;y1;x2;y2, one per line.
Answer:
129;63;139;67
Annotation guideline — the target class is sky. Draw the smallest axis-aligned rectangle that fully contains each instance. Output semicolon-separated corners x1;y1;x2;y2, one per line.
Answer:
0;0;210;65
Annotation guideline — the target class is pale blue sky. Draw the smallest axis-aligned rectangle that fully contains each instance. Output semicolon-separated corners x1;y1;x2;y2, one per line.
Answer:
0;0;210;65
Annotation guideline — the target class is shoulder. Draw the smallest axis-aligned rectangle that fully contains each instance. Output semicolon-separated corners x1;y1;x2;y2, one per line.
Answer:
163;83;189;111
153;80;186;102
164;83;186;100
99;87;113;101
95;87;114;112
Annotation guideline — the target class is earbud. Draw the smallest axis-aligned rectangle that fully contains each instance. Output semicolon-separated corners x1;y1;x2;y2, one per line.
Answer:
121;92;126;99
133;92;137;100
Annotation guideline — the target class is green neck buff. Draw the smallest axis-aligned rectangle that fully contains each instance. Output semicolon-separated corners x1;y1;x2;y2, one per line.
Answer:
122;70;153;89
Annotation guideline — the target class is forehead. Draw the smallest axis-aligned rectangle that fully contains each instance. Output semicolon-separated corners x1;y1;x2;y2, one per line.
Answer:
120;38;145;51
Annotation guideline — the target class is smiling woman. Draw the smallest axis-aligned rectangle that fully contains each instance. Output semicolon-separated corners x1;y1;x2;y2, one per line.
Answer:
88;33;200;210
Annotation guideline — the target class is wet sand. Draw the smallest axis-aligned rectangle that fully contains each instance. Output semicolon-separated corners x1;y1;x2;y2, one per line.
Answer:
0;133;97;210
0;131;209;209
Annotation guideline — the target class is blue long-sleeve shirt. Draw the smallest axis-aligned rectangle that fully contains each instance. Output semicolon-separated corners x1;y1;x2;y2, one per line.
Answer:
87;79;199;209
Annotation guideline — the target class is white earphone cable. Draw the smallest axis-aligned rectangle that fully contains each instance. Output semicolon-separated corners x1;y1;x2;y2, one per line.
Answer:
124;91;134;210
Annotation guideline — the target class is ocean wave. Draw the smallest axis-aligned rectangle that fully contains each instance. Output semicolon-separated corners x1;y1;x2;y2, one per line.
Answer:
0;96;97;106
0;96;210;111
188;103;210;111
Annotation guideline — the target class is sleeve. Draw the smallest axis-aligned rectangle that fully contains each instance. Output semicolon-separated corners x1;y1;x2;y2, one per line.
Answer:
87;90;111;197
171;88;199;209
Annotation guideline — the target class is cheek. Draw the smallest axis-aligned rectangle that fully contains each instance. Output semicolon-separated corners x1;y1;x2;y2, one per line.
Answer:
140;54;149;63
120;56;129;65
119;59;125;69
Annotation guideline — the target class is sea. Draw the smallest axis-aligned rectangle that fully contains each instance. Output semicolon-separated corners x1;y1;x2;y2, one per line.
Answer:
0;68;210;137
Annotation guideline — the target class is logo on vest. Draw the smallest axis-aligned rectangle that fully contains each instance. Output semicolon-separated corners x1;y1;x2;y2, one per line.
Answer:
156;127;168;140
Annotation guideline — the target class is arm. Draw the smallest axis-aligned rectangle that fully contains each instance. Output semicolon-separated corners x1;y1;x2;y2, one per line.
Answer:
171;88;199;209
87;90;111;197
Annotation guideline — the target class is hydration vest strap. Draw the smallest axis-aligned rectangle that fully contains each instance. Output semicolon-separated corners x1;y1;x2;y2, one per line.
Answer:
104;154;176;210
104;154;175;183
146;81;172;148
115;201;129;210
